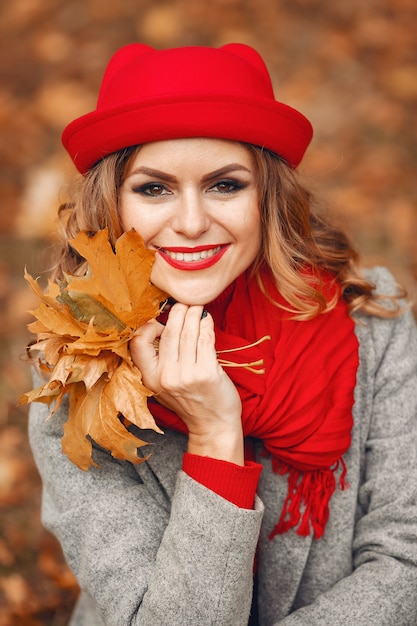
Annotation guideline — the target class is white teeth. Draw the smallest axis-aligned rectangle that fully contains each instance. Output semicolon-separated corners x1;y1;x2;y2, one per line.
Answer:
163;246;222;262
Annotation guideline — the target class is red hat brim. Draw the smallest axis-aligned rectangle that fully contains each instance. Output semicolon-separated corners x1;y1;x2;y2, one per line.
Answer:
63;94;313;174
62;44;313;174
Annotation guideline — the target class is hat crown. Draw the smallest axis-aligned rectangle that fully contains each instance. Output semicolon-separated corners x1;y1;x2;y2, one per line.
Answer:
97;44;275;109
62;43;313;174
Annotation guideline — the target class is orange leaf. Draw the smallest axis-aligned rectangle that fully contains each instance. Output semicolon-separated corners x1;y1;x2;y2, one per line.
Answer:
67;229;132;312
25;271;85;338
62;377;151;470
23;229;168;470
114;230;167;327
65;320;132;360
62;382;98;471
67;230;167;327
103;361;162;432
29;335;70;367
58;287;126;332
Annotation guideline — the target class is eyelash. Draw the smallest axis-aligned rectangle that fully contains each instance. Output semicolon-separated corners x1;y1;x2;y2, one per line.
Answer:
133;183;168;197
132;179;246;197
210;179;246;194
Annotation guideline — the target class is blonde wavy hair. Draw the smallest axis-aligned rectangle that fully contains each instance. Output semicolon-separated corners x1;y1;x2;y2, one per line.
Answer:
53;143;405;320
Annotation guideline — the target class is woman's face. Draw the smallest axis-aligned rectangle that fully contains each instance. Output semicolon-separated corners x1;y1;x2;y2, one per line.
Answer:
119;138;261;305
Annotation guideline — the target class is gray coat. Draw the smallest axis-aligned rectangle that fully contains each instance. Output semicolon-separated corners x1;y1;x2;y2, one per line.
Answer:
28;267;417;625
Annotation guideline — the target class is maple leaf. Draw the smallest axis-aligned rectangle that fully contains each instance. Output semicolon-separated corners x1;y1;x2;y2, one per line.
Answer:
20;229;167;470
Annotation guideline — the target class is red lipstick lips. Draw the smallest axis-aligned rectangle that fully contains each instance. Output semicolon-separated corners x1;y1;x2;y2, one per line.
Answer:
158;244;229;271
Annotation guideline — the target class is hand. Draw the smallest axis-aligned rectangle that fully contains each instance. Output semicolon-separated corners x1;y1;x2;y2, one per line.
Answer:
130;304;244;465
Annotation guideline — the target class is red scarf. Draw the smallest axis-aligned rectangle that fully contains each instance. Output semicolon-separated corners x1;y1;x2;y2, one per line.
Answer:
149;268;359;539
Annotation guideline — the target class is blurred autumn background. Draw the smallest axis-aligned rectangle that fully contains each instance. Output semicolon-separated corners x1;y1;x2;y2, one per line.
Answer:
0;0;416;623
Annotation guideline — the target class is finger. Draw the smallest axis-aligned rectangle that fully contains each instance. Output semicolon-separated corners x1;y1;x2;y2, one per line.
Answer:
195;310;217;367
130;319;164;389
177;305;205;364
157;302;189;364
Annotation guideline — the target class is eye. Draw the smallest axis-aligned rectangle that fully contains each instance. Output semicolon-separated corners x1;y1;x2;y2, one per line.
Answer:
210;179;245;194
132;183;170;197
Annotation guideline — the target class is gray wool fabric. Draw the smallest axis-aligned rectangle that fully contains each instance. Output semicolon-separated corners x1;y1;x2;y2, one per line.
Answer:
28;267;417;625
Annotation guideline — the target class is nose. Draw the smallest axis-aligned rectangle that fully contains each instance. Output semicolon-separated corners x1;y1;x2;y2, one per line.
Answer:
171;188;211;238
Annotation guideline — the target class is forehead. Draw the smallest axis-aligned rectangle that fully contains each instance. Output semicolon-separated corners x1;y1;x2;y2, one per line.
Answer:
128;138;254;171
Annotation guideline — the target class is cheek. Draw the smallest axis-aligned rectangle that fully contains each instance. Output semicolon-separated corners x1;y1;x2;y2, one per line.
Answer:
118;202;133;232
239;206;262;247
149;257;177;296
149;259;158;288
248;215;262;261
119;204;155;243
246;230;262;265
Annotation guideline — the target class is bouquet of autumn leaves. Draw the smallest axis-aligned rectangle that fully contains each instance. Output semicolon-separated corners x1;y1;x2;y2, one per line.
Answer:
20;229;169;471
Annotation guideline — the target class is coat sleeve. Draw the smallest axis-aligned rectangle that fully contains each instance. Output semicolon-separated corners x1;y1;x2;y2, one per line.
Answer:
28;396;263;626
276;269;417;625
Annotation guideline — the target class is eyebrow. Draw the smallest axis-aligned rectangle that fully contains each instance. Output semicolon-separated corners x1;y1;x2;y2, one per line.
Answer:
127;163;252;182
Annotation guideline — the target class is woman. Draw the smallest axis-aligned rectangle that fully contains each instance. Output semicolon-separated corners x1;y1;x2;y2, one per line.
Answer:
28;43;417;625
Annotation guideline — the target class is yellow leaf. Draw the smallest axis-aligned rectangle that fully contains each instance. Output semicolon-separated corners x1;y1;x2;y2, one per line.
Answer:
67;230;133;312
20;384;60;406
36;335;69;367
50;353;116;390
67;230;166;325
58;288;126;332
62;382;98;471
25;270;86;338
23;229;169;470
103;361;162;432
19;378;68;414
114;230;166;326
65;321;132;360
62;377;151;470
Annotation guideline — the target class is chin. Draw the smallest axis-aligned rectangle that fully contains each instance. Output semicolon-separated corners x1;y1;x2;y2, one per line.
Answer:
160;283;227;306
166;291;218;306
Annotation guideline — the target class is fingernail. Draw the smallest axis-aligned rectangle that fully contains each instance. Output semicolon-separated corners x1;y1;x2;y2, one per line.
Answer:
159;297;176;311
158;297;176;325
201;309;208;319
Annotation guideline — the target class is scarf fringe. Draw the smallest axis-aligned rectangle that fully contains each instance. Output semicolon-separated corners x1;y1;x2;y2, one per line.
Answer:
269;458;349;540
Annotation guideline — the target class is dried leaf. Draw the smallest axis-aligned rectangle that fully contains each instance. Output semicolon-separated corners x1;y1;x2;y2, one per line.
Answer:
24;270;85;337
58;287;126;332
66;229;163;326
66;229;133;312
62;376;152;470
21;228;266;470
62;382;98;471
21;229;168;470
103;360;161;432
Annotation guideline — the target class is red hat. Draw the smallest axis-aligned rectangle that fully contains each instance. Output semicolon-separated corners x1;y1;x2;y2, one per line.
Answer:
62;43;313;174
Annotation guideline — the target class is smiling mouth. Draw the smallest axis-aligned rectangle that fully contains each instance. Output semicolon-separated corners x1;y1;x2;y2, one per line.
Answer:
162;245;222;262
158;245;228;271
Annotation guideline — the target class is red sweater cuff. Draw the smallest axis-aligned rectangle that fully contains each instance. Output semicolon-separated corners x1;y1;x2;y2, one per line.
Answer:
182;453;262;509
